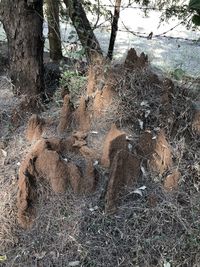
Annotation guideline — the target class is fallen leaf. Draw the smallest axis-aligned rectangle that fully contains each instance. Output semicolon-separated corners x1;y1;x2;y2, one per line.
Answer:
140;100;149;107
141;166;147;177
132;185;147;196
138;185;147;190
133;189;143;196
163;260;171;267
0;255;7;262
89;206;98;212
145;110;151;118
138;119;144;129
93;160;98;166
34;251;46;259
68;261;80;266
1;149;7;157
128;143;132;151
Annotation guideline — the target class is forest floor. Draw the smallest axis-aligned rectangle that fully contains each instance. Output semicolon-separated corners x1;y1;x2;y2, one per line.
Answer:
0;48;200;267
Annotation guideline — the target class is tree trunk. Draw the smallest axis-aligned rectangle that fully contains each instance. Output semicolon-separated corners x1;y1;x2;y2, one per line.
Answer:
0;0;44;96
107;0;122;60
63;0;103;63
46;0;62;61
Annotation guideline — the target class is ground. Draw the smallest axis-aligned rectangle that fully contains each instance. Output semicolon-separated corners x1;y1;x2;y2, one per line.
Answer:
0;48;200;267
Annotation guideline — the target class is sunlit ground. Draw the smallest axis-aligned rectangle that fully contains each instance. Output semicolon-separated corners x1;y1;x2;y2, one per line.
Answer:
0;1;200;77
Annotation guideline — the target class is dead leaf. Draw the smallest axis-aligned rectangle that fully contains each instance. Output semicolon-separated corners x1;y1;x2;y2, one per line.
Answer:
68;261;80;266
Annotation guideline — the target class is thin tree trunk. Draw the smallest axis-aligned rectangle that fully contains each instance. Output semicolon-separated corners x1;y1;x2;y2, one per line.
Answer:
0;0;44;97
107;0;122;60
63;0;103;63
46;0;62;61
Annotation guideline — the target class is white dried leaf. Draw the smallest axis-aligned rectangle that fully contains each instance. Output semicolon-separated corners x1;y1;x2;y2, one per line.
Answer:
163;261;171;267
132;185;147;197
133;189;143;196
1;149;7;157
141;166;147;177
126;135;133;141
145;110;151;118
152;135;157;139
154;127;160;131
140;100;149;107
194;183;199;191
68;261;80;266
91;131;98;134
93;160;98;166
89;206;98;212
138;185;147;190
128;143;132;151
34;251;46;259
63;158;68;162
138;119;144;129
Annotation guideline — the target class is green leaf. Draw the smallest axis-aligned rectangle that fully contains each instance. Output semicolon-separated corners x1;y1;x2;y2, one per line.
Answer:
172;68;186;80
0;255;7;262
189;0;200;10
192;14;200;25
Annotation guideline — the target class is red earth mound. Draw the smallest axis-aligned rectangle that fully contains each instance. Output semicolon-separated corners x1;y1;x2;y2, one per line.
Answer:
137;130;173;175
26;114;45;142
17;47;194;229
74;96;90;132
57;94;73;135
17;157;37;229
105;149;141;212
124;48;148;69
192;109;200;135
101;124;127;167
164;170;180;191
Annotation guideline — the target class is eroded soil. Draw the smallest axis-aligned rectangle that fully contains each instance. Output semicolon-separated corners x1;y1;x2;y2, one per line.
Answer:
0;48;200;267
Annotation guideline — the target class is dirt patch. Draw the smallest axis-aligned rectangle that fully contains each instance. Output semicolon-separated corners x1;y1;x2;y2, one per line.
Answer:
17;157;37;229
164;169;180;191
86;57;108;96
105;149;140;212
92;90;102;116
82;159;96;194
124;48;148;69
137;130;173;175
1;47;200;267
92;83;115;118
35;149;69;193
79;145;96;160
192;109;200;135
101;124;126;167
67;162;82;193
149;130;173;175
136;131;155;158
57;95;73;135
86;66;97;95
74;96;90;132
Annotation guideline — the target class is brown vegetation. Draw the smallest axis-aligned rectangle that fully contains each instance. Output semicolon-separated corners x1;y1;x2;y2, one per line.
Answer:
26;114;45;142
1;48;200;266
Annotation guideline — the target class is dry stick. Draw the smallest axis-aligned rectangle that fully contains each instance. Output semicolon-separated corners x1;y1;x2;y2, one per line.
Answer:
107;0;122;60
46;0;62;60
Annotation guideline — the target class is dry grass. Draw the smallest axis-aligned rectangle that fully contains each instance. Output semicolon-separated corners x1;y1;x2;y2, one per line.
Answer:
0;64;200;267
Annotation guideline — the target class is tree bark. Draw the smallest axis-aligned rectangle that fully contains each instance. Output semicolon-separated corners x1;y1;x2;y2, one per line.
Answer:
107;0;122;60
0;0;44;96
46;0;62;61
63;0;103;63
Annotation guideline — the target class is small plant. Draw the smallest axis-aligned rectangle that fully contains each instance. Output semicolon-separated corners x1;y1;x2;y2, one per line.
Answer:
171;67;186;80
60;69;87;102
